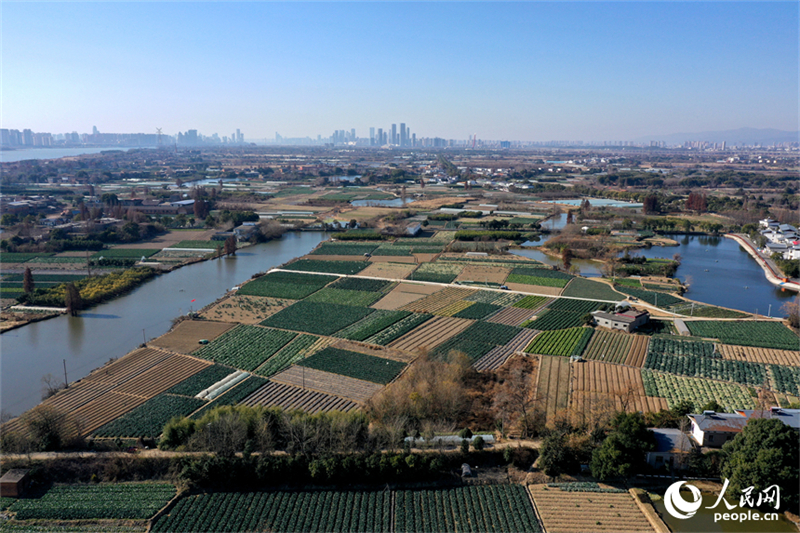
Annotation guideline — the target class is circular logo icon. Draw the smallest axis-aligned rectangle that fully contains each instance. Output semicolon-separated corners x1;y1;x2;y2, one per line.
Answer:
664;481;703;519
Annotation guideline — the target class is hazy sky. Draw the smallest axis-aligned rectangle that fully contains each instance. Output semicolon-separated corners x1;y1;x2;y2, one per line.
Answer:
3;2;798;141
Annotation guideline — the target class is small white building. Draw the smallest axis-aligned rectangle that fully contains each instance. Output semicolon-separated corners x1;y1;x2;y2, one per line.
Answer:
646;428;694;471
591;309;649;333
687;411;748;448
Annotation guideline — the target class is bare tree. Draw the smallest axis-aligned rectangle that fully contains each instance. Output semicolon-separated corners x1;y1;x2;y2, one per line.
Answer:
41;373;65;399
23;267;34;294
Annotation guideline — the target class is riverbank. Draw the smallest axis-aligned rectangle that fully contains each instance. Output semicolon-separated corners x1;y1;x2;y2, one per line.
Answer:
726;234;800;293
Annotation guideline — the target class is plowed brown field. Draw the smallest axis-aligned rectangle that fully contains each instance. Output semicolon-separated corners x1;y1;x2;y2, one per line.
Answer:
718;344;799;366
371;282;441;310
270;366;382;403
359;262;417;279
530;486;655;533
455;265;511;284
389;316;474;352
83;348;174;385
536;356;571;424
571;361;668;421
242;381;358;413
201;296;294;325
486;306;535;326
473;329;540;372
333;339;416;363
150;320;235;353
399;287;476;313
504;283;563;296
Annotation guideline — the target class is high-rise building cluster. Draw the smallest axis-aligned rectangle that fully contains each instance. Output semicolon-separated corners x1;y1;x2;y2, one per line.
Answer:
0;127;248;148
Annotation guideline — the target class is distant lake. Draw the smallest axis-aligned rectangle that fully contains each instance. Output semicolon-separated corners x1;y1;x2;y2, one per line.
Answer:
0;147;139;162
351;198;406;207
543;198;643;208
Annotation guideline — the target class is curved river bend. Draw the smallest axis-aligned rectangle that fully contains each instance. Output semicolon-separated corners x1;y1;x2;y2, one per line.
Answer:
1;231;329;417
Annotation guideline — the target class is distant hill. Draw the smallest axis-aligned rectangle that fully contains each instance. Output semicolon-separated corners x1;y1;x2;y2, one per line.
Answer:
635;128;799;145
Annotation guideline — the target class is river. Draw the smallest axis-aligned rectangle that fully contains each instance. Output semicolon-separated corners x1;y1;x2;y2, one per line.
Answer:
0;231;329;417
0;147;139;163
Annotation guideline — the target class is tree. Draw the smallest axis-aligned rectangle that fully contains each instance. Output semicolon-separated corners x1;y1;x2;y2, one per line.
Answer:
561;248;573;271
22;267;34;293
194;198;210;219
782;295;799;329
643;195;660;214
539;432;573;478
722;418;799;513
224;236;237;256
64;282;82;316
590;412;655;480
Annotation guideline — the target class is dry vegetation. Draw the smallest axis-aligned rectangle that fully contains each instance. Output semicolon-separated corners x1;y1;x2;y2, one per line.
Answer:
201;296;295;324
150;320;235;353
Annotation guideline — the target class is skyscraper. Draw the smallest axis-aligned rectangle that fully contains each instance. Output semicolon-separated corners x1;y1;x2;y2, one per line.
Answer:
391;124;397;145
377;128;383;146
400;123;407;147
369;127;375;146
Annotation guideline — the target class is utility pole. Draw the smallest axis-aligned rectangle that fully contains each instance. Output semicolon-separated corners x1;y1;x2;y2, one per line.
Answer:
143;329;146;345
63;359;68;389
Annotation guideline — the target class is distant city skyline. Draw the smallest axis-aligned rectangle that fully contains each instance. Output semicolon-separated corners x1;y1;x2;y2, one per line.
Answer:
4;2;797;141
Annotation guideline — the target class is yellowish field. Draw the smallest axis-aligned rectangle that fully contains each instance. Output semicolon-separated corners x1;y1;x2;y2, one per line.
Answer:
371;282;441;310
718;344;799;366
389;316;474;352
359;261;418;279
201;296;294;324
504;283;563;296
455;265;512;284
399;287;477;313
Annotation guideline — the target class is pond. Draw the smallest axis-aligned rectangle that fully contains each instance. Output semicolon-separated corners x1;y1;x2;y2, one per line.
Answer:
351;198;407;207
1;231;330;417
542;198;643;208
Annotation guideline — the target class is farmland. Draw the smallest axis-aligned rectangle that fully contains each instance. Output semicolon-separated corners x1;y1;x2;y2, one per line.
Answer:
643;350;767;387
530;485;655;533
647;336;718;359
261;301;374;336
310;242;379;256
189;376;269;419
399;287;476;313
172;240;223;249
237;271;337;299
571;362;669;418
641;370;756;411
297;347;407;384
536;356;571;424
433;299;476;317
166;365;235;396
685;320;799;350
525;299;606;330
408;262;463;283
525;327;593;357
717;344;800;366
334;309;410;341
364;313;433;345
614;286;682;308
452;302;501;320
330;277;392;292
395;485;541;533
454;264;512;285
271;366;383;403
254;334;319;377
512;295;550;310
464;289;525;307
769;365;800;396
92;248;160;259
562;277;623;301
581;330;650;366
305;287;384;307
284;259;369;275
432;320;522;362
9;483;176;520
193;325;297;371
242;381;359;413
152;490;391;533
389;316;474;352
506;266;573;288
358;261;417;279
486;306;537;326
473;329;540;372
150;320;234;354
201;296;294;324
93;394;205;438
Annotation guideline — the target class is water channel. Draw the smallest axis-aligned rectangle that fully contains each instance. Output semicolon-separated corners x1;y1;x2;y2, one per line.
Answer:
1;231;329;417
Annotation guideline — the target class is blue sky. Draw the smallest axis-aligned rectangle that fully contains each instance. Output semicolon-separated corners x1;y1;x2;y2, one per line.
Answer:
3;2;798;141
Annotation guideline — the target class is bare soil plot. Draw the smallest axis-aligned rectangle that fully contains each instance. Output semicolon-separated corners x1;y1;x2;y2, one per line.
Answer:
242;381;359;413
371;282;441;310
82;348;174;386
455;265;511;285
295;254;369;262
359;262;417;280
624;336;650;367
201;296;294;324
412;253;439;263
505;283;563;296
486;306;535;326
270;366;383;403
571;361;668;421
399;287;477;313
332;339;416;363
113;355;211;399
718;344;799;366
536;355;571;424
116;230;217;249
433;300;475;317
150;320;235;353
474;329;540;372
530;486;655;533
389;316;474;352
369;255;417;264
72;391;150;435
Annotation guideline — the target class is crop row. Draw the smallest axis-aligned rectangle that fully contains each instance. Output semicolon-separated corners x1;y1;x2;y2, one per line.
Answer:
525;327;593;357
506;273;569;288
524;310;586;331
511;266;573;279
615;286;682;307
648;336;719;358
153;490;391;533
372;243;445;256
93;394;204;438
166;365;235;397
685;320;799;350
334;309;411;342
193;325;297;371
297;347;406;385
464;290;524;306
395;485;541;533
330;277;392;292
644;351;767;386
667;302;749;318
10;483;176;520
408;263;463;283
261;301;374;336
0;252;54;263
641;369;756;412
434;300;476;317
310;242;379;256
769;365;800;396
433;321;522;362
92;248;160;258
255;334;319;377
452;302;502;320
173;240;223;249
364;313;433;345
547;298;607;314
284;259;369;275
237;271;337;299
190;376;269;419
305;287;383;307
513;295;549;310
545;482;626;493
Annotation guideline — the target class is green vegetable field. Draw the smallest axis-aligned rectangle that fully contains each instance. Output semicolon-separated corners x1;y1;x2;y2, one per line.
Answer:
561;277;623;301
93;394;204;438
641;370;756;411
10;483;176;520
254;334;319;377
305;287;383;307
283;259;368;275
310;242;379;256
334;309;411;341
685;320;799;350
260;301;374;336
193;326;297;371
237;271;337;299
166;365;235;396
297;347;406;384
524;327;593;357
364;313;433;345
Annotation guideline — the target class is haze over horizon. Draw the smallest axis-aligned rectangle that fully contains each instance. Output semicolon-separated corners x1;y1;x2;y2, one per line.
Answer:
4;2;798;141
